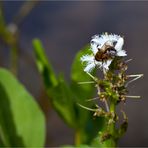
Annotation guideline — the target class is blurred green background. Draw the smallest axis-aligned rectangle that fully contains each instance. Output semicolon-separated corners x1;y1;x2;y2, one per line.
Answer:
0;1;147;147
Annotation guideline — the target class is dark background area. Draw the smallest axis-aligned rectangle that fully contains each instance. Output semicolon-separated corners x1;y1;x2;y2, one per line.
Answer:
0;1;147;147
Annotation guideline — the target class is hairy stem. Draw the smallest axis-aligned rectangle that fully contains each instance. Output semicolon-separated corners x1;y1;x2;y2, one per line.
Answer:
108;101;117;147
75;129;81;146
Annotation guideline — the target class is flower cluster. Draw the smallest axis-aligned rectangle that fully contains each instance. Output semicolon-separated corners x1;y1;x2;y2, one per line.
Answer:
81;33;127;72
79;33;143;145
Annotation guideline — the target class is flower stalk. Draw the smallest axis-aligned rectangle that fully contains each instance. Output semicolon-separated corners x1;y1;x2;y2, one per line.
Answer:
79;33;143;147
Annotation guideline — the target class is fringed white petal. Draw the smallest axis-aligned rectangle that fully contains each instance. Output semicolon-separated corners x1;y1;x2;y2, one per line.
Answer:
102;60;112;70
90;43;98;54
115;37;124;51
81;54;95;72
81;54;102;72
81;55;94;63
117;50;127;56
91;35;103;49
91;33;126;57
91;33;124;50
81;33;127;73
84;62;96;72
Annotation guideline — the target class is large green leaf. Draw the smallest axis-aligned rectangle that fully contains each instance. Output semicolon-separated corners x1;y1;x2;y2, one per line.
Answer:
70;46;96;129
33;39;77;127
70;45;95;120
33;39;105;145
49;75;78;127
33;39;58;88
71;45;94;100
70;46;105;144
0;68;45;147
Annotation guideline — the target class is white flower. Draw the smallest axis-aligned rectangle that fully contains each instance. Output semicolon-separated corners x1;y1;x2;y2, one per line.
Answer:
81;54;101;72
81;33;127;73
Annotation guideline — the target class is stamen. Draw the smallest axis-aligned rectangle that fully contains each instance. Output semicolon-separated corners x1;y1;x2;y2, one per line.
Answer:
78;81;95;85
125;59;132;63
86;72;98;82
125;95;141;99
127;74;144;78
126;74;143;86
104;99;110;112
86;97;99;102
121;110;128;120
77;103;97;112
95;104;102;109
96;84;101;94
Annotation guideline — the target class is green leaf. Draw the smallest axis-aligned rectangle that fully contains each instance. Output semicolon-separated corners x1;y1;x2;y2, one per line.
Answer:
70;45;94;127
33;39;76;127
71;45;94;100
70;46;105;144
33;39;58;88
70;46;94;125
49;75;77;127
33;40;105;145
0;68;45;147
